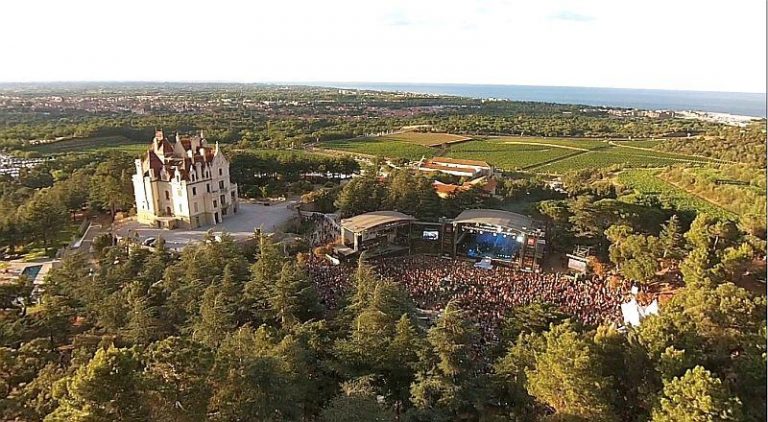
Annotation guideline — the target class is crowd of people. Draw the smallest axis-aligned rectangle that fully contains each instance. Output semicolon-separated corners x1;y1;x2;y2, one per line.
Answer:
305;254;656;343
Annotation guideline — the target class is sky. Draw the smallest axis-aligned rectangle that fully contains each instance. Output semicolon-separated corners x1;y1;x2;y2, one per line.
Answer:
1;0;765;93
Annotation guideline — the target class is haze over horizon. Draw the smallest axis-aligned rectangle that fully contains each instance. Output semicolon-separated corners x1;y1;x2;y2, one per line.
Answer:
1;0;765;93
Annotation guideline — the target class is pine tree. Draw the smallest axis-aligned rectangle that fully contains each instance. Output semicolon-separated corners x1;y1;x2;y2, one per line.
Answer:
123;295;162;345
142;337;214;422
525;321;618;421
244;233;284;319
192;283;236;348
320;377;394;422
659;215;685;260
410;302;482;420
46;345;147;422
652;366;742;422
269;261;322;328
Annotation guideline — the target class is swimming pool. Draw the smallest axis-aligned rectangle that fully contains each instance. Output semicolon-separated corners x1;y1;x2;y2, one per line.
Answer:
21;265;42;281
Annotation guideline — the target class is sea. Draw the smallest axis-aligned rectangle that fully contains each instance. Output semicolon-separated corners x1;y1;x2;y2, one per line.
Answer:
320;82;767;118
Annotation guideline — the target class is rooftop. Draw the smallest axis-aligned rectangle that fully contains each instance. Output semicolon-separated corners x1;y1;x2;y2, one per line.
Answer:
341;211;416;232
453;209;536;231
430;156;491;168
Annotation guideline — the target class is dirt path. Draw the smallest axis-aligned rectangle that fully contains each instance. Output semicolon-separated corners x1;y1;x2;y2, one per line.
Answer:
501;141;590;152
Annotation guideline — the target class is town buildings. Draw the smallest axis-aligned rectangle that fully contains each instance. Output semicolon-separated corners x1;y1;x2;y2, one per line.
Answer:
132;130;238;229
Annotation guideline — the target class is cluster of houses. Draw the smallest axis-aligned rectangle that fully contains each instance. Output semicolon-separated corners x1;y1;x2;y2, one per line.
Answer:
0;153;48;178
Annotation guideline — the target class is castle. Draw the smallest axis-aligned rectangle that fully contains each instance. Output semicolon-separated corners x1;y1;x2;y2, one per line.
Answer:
132;130;238;229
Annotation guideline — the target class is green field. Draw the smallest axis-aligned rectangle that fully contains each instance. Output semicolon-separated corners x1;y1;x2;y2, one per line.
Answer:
26;136;147;155
611;139;664;149
530;146;717;174
487;136;608;150
617;169;734;218
370;131;472;146
446;141;579;170
322;138;434;160
319;135;720;172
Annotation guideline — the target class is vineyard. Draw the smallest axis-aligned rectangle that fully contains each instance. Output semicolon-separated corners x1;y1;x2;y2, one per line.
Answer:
656;165;766;227
26;135;148;155
531;146;717;174
368;131;472;146
319;134;722;173
321;137;434;160
490;136;608;150
617;169;734;218
611;139;664;149
445;140;578;170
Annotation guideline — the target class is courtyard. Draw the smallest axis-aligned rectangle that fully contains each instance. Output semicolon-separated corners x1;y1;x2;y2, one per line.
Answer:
113;199;299;250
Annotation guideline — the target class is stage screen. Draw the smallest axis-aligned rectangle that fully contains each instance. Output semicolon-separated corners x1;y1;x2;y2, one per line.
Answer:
465;232;521;260
422;230;440;241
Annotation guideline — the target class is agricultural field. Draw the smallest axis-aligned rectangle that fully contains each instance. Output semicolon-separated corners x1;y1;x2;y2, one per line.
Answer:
657;165;766;224
530;146;718;174
488;136;608;150
319;134;720;172
445;140;579;170
617;169;734;218
369;131;472;146
25;135;147;155
611;139;664;149
321;137;434;160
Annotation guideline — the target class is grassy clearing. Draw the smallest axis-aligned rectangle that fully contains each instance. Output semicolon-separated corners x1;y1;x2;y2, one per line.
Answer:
26;136;147;155
445;140;577;170
617;169;734;218
321;138;434;160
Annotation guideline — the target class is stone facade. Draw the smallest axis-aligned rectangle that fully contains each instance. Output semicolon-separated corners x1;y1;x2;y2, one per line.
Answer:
132;130;238;229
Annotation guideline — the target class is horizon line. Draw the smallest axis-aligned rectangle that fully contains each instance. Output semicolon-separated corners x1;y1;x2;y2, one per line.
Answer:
0;80;764;96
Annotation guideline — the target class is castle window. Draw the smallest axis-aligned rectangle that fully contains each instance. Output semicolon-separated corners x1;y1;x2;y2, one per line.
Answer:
194;202;198;213
219;180;224;189
165;191;170;200
192;187;197;196
213;200;218;208
206;184;210;193
220;194;226;205
219;168;223;176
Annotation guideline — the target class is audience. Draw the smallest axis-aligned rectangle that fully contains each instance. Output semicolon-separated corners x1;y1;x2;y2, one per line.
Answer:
306;254;656;344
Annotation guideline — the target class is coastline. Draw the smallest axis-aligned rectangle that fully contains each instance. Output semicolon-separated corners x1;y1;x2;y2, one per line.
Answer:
317;82;767;118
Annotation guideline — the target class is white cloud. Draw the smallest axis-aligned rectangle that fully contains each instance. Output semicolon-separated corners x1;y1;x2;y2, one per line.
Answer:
0;0;764;92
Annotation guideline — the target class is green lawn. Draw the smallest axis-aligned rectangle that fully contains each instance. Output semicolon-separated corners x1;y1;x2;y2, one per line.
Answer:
617;169;734;218
26;135;147;155
321;138;435;160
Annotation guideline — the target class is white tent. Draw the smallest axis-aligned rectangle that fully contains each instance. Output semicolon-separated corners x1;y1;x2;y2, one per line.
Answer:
621;298;660;327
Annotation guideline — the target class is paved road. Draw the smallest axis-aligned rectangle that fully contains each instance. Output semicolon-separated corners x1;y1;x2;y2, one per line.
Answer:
113;200;298;250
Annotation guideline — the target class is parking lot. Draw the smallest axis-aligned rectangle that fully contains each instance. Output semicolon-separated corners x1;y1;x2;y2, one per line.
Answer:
113;200;298;250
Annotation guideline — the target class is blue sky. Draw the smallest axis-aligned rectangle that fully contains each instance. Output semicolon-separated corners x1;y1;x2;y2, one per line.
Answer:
1;0;765;92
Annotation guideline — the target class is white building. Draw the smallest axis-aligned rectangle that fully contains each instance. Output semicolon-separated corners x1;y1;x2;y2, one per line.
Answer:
417;156;493;178
132;130;238;229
